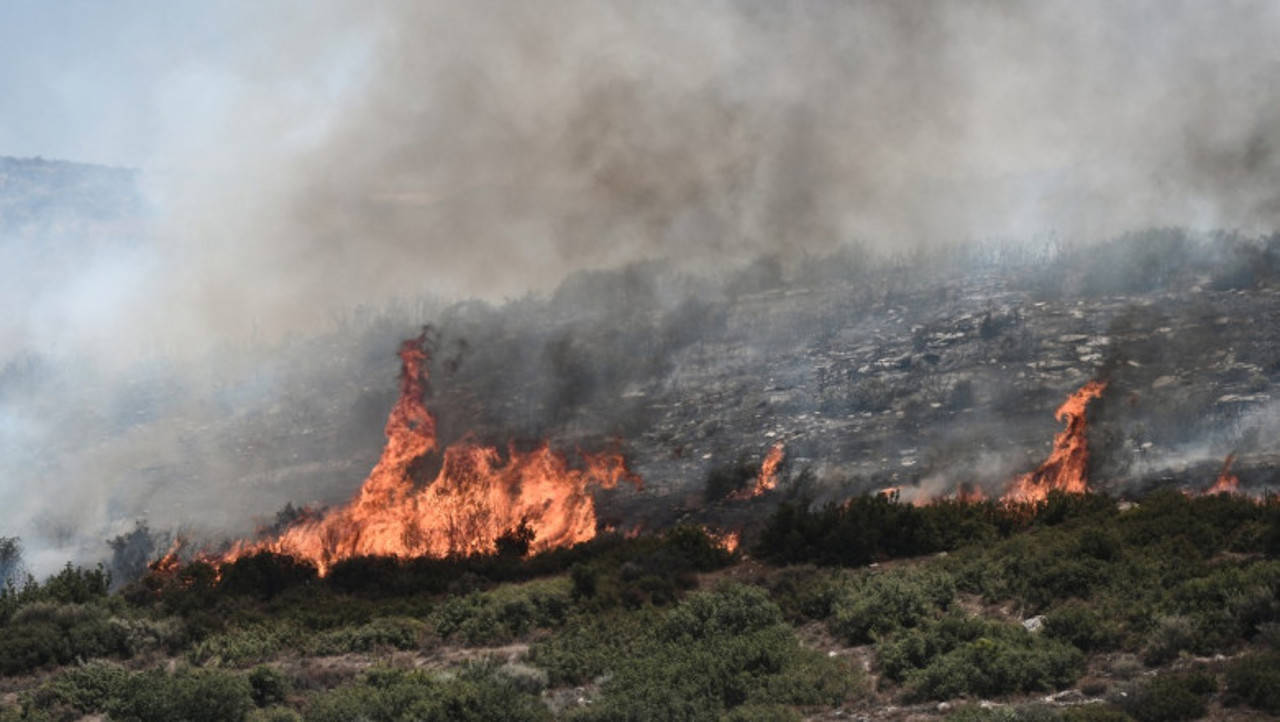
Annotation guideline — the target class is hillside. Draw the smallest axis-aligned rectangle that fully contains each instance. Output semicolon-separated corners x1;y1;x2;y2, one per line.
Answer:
2;490;1279;721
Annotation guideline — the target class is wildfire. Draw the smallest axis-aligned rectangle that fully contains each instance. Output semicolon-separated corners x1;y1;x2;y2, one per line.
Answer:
702;527;741;554
1204;454;1240;495
729;443;785;500
222;332;641;574
1002;380;1107;504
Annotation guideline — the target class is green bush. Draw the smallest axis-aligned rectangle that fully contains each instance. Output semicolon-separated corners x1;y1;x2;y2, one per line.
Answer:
433;579;571;645
828;566;955;644
1061;707;1135;722
1043;601;1123;652
305;663;550;722
33;664;254;722
526;613;652;686
1117;672;1211;722
566;585;860;720
248;665;289;708
878;615;1082;701
0;602;130;675
105;667;254;722
311;616;425;654
1141;615;1199;666
1223;651;1280;714
29;660;131;713
188;624;299;667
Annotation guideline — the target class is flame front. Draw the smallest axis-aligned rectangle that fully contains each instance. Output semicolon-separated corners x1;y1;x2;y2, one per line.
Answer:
729;443;785;500
1205;453;1240;495
1002;380;1107;504
224;334;640;574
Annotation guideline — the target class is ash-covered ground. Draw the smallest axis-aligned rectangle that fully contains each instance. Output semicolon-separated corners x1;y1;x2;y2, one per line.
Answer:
9;226;1279;572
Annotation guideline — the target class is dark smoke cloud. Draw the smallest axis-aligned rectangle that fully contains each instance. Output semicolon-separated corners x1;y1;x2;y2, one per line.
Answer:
144;0;1280;344
8;1;1280;574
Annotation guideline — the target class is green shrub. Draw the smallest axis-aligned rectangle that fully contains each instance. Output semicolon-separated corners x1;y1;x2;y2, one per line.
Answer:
1223;651;1280;714
0;602;131;675
311;617;425;655
1117;673;1211;722
188;625;298;667
247;707;302;722
1061;707;1135;722
305;663;550;722
105;667;254;722
568;585;860;720
1141;616;1198;666
29;660;131;713
828;566;955;644
1043;601;1123;652
248;665;289;708
878;615;1082;701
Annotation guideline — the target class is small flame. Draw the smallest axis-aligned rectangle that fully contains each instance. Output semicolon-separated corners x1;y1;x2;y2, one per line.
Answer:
955;483;986;503
729;443;785;500
221;333;640;574
1205;454;1240;495
1003;380;1107;504
702;526;741;554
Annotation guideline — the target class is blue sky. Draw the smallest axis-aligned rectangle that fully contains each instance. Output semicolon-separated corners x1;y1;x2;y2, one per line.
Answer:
0;1;365;168
0;2;229;165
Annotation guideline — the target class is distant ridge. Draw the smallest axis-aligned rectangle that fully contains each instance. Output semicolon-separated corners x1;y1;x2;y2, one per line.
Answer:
0;155;148;240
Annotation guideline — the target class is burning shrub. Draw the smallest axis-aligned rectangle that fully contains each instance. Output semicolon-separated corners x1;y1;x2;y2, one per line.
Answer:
705;458;761;502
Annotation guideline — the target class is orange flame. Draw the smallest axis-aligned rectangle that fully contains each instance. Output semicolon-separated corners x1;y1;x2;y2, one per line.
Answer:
1002;380;1107;504
1205;454;1240;495
729;443;785;500
702;527;741;554
222;333;640;574
955;483;986;503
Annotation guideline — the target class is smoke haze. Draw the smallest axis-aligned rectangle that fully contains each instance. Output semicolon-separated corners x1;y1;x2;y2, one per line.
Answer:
5;1;1280;574
139;0;1280;345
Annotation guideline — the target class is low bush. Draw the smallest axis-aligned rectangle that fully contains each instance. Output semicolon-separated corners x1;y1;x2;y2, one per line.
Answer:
1116;672;1213;722
30;663;254;722
1223;651;1280;714
0;602;131;675
188;624;300;667
561;584;860;720
1043;600;1123;653
828;566;955;644
310;616;425;655
305;663;550;722
878;615;1082;701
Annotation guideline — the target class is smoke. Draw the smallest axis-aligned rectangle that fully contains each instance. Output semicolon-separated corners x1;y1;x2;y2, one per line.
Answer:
8;1;1280;575
130;0;1280;347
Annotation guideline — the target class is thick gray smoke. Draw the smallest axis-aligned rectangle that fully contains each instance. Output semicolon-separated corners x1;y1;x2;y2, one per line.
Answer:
145;0;1280;344
6;0;1280;575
